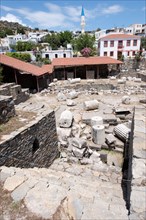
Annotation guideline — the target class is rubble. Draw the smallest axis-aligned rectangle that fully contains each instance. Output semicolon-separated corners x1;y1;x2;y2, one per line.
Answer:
57;92;66;101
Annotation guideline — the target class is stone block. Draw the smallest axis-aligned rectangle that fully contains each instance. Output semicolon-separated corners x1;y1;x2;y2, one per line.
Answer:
59;110;73;128
72;147;86;158
70;137;87;149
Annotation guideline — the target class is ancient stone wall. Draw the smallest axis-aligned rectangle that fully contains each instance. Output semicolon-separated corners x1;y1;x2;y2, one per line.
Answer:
61;82;115;91
0;83;30;105
0;95;15;124
0;110;59;168
121;58;146;71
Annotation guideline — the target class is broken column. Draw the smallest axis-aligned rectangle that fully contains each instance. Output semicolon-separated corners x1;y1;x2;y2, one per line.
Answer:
84;100;99;111
91;116;103;126
114;124;130;141
92;125;105;145
59;110;73;128
68;78;81;84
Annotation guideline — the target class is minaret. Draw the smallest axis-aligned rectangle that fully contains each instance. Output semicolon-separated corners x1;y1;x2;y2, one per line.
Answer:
81;6;85;34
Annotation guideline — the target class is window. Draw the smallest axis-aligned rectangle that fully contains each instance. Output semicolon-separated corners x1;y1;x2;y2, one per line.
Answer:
63;53;66;58
32;138;39;154
127;51;130;56
118;40;123;48
110;41;114;47
45;54;49;58
110;51;114;56
127;40;131;46
104;51;107;56
133;40;137;46
55;54;58;58
104;41;108;47
132;51;135;56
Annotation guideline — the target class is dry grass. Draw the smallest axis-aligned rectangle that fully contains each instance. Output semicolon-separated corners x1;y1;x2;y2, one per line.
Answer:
0;110;37;141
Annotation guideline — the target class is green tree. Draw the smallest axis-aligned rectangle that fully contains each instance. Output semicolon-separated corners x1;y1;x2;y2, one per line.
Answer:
6;52;31;62
43;33;60;49
72;33;95;52
17;27;25;34
11;41;36;51
59;31;73;48
141;37;146;50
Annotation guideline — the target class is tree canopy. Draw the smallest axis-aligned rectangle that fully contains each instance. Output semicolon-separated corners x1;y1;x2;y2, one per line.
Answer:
43;31;73;49
10;41;36;51
72;33;95;52
6;52;31;62
141;37;146;50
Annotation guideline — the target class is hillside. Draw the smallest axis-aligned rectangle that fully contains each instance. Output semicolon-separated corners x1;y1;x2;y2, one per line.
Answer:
0;20;32;37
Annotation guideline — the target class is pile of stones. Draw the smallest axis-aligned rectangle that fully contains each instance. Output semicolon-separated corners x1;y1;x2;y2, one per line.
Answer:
56;99;132;166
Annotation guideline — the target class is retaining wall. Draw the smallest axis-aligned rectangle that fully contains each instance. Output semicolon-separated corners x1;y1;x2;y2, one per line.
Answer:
0;110;59;168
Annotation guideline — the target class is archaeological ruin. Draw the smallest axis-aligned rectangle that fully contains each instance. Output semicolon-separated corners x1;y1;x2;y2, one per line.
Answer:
0;64;146;219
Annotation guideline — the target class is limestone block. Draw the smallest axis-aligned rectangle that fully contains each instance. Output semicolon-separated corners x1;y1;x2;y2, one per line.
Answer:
92;125;105;145
72;147;86;158
117;79;125;84
71;137;87;149
49;82;55;87
57;92;66;101
57;127;71;144
133;77;141;82
105;134;116;145
71;124;80;137
110;76;116;80
68;78;81;84
122;95;131;104
91;116;103;126
67;99;76;106
59;110;73;128
90;151;101;163
84;100;99;111
53;78;58;82
67;90;78;99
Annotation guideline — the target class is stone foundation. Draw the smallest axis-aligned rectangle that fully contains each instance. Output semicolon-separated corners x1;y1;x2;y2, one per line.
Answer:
0;95;15;124
0;110;59;168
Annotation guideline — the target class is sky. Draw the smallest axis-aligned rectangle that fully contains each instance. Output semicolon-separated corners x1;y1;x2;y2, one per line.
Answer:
0;0;146;31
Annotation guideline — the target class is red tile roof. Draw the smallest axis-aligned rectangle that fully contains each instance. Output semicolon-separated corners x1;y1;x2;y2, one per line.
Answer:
0;54;49;76
100;34;140;40
52;56;123;67
41;64;54;74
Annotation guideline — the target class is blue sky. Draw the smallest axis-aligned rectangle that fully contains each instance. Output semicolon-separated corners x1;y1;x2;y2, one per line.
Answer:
0;0;146;31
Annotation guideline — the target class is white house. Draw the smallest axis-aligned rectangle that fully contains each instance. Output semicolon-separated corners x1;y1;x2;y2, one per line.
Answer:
41;49;73;61
125;24;146;36
98;33;141;59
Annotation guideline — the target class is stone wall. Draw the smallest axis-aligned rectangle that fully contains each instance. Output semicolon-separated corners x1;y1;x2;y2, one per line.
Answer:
0;110;59;168
61;82;115;91
121;58;146;71
0;83;30;105
0;95;15;124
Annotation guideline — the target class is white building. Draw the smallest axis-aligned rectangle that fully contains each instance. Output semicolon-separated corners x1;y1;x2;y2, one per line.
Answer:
41;49;73;61
98;33;141;59
125;24;146;36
